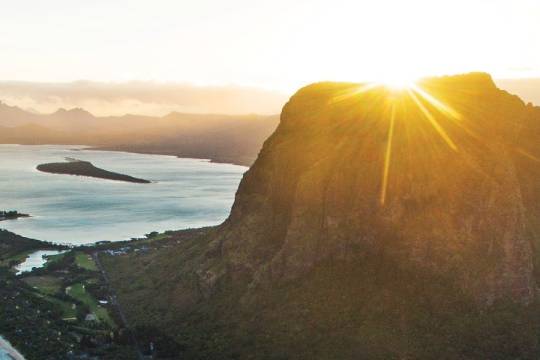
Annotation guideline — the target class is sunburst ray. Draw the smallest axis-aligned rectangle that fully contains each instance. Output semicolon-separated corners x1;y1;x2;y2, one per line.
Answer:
380;103;396;205
329;83;380;104
410;85;462;121
408;90;458;152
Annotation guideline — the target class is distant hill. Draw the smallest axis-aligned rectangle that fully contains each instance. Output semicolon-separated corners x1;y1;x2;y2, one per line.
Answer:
104;73;540;359
0;102;279;166
0;81;288;116
0;230;63;266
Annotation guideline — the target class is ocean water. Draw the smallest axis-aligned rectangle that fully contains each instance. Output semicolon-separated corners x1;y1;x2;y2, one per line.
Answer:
0;145;246;245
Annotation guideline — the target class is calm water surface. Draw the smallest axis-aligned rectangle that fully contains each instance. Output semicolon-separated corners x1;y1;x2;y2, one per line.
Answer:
0;145;246;245
15;250;66;275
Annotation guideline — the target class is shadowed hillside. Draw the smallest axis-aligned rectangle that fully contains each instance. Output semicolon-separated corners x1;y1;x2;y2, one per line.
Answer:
0;105;279;166
104;73;540;359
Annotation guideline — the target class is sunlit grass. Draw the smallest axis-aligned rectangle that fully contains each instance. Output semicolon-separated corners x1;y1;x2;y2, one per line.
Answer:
75;252;98;271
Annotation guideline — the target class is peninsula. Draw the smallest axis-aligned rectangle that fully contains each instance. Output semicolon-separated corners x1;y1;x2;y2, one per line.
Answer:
0;211;30;221
36;158;151;184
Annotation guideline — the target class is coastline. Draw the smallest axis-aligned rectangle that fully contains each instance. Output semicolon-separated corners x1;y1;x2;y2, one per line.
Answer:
0;143;254;167
84;146;254;167
0;145;244;245
0;336;25;360
0;215;30;222
0;143;252;167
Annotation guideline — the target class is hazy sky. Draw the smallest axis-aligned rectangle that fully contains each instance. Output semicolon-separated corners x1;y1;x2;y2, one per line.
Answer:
1;0;539;92
0;81;287;116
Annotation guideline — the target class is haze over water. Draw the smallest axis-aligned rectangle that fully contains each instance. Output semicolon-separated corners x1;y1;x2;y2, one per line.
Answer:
0;145;246;245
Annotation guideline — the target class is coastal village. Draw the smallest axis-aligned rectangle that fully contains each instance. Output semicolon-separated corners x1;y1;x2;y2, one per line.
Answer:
0;227;191;359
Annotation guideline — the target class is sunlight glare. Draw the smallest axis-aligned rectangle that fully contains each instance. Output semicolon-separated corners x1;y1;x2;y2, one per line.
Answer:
408;90;458;151
376;73;418;91
380;104;396;206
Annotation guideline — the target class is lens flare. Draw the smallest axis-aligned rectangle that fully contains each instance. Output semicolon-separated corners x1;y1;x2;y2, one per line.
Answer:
329;77;467;207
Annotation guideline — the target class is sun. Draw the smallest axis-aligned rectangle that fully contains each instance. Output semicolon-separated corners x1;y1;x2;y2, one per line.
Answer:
328;74;466;206
377;74;417;90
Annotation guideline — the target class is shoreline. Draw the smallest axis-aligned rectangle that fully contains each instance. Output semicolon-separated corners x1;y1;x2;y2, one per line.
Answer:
0;143;253;167
0;336;25;360
0;215;30;222
84;146;253;167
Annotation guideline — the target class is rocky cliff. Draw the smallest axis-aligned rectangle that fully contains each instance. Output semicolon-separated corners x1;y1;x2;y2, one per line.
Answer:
210;73;540;304
105;73;540;359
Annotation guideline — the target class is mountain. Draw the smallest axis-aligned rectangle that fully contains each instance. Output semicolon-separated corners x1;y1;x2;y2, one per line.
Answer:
496;78;540;107
104;73;540;358
0;81;287;116
0;101;41;127
222;73;540;302
0;104;279;166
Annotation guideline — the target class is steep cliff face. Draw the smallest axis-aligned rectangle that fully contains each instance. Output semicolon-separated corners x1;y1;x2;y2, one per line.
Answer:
213;73;540;304
105;73;540;358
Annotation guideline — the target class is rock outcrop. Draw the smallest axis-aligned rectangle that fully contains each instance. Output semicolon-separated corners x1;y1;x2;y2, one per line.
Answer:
210;73;540;304
104;73;540;359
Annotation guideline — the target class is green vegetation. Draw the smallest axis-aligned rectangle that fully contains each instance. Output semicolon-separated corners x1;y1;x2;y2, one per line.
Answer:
0;264;135;359
0;249;33;268
43;252;68;268
23;276;62;295
1;210;20;217
74;252;97;271
67;283;114;327
102;226;540;360
0;233;136;359
109;252;540;359
34;292;77;319
0;210;30;220
0;229;65;267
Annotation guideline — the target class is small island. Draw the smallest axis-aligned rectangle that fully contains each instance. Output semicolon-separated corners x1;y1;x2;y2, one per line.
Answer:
37;158;151;184
0;210;30;221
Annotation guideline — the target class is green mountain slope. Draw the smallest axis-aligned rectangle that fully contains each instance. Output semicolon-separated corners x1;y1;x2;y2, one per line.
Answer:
104;73;540;359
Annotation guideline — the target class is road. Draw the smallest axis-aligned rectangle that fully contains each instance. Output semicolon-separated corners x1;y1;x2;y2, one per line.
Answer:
92;252;145;360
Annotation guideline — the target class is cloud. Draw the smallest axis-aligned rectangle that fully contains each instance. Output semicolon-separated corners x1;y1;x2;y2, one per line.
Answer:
0;81;288;116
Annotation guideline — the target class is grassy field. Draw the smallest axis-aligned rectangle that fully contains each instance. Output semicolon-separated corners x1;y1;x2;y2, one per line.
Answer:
23;275;62;295
0;250;33;268
67;283;115;327
34;292;77;319
43;252;68;268
75;252;98;271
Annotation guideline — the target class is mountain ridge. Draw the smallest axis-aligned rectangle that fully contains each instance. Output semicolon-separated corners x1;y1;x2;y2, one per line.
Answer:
213;72;539;304
102;73;540;359
0;103;279;166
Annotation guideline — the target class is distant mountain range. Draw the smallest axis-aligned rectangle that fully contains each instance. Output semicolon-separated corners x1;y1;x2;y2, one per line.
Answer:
0;102;279;166
0;78;536;167
0;81;288;116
